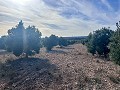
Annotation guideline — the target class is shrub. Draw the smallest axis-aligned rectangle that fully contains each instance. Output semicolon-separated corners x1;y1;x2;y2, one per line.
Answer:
5;20;42;57
44;35;58;51
0;36;6;49
67;40;76;45
109;21;120;65
87;27;113;57
58;37;68;47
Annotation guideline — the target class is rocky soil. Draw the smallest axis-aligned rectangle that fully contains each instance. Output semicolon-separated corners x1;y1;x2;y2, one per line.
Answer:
0;44;120;90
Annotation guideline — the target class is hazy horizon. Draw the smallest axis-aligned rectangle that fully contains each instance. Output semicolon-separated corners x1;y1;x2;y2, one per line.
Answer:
0;0;119;37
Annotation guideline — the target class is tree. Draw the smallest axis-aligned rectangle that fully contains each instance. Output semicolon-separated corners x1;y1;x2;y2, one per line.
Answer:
109;21;120;65
87;32;92;42
58;37;68;47
67;40;76;45
44;34;58;51
6;20;42;57
23;25;42;57
6;20;25;56
87;27;113;57
0;36;7;49
86;33;96;55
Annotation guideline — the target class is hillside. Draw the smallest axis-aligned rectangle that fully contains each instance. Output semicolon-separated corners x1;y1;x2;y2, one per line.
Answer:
0;44;120;90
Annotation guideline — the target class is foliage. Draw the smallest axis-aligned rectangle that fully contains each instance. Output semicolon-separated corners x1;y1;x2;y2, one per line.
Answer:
58;37;68;47
5;20;42;57
44;34;58;51
67;40;76;45
87;32;97;55
109;21;120;65
80;39;85;45
87;27;113;57
24;25;42;56
0;36;7;49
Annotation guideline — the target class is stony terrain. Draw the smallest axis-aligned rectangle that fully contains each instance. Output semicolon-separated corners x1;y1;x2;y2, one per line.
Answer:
0;44;120;90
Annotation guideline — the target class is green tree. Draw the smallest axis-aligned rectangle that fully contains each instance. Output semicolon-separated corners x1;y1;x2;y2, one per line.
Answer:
87;27;113;57
0;36;7;49
6;20;42;57
44;34;58;51
87;32;93;42
109;21;120;65
6;20;25;56
0;38;3;49
24;25;42;57
58;37;68;47
86;32;96;55
67;40;76;45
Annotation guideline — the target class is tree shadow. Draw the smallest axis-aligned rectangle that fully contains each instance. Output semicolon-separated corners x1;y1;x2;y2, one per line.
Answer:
0;58;62;90
56;46;74;49
48;50;67;54
62;47;74;49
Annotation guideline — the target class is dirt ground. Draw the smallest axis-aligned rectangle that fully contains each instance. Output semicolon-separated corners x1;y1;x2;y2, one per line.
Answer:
0;44;120;90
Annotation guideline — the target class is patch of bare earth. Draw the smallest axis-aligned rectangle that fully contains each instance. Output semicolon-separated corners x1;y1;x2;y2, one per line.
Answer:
0;44;120;90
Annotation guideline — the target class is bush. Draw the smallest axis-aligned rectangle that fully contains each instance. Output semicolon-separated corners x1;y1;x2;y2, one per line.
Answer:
87;27;113;57
58;37;68;47
44;35;58;51
109;21;120;65
5;20;42;57
0;36;6;49
67;40;76;45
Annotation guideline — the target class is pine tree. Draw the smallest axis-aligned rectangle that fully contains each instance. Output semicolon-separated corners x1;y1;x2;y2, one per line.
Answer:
6;21;42;57
109;21;120;65
44;35;58;51
58;37;68;47
87;27;113;57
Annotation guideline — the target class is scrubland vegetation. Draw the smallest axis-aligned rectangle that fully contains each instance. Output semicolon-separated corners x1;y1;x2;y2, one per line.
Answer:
0;21;120;90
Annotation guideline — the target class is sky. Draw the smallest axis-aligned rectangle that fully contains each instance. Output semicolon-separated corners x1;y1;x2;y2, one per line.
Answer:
0;0;120;37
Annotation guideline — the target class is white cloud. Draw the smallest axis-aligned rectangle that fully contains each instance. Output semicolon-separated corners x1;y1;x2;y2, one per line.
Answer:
0;0;119;37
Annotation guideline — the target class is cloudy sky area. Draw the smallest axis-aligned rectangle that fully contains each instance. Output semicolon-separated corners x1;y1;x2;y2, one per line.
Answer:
0;0;120;37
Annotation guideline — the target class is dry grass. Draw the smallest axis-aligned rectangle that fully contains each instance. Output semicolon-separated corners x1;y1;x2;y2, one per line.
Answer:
0;44;120;90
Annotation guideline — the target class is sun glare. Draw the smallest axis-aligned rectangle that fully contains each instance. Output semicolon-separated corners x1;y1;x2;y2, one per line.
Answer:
11;0;31;5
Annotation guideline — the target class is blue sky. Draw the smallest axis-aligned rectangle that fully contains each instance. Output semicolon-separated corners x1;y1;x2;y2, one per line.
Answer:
0;0;120;37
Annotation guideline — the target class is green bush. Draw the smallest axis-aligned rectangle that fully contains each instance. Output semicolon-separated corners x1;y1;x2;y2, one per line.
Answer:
67;40;76;45
109;21;120;65
87;27;113;57
43;34;58;51
5;20;42;57
58;37;68;47
0;36;6;49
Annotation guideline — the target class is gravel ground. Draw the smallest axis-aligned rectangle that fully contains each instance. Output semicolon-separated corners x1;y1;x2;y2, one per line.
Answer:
0;44;120;90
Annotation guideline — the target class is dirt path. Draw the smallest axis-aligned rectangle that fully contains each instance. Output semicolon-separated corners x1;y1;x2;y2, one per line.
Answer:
0;44;120;90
